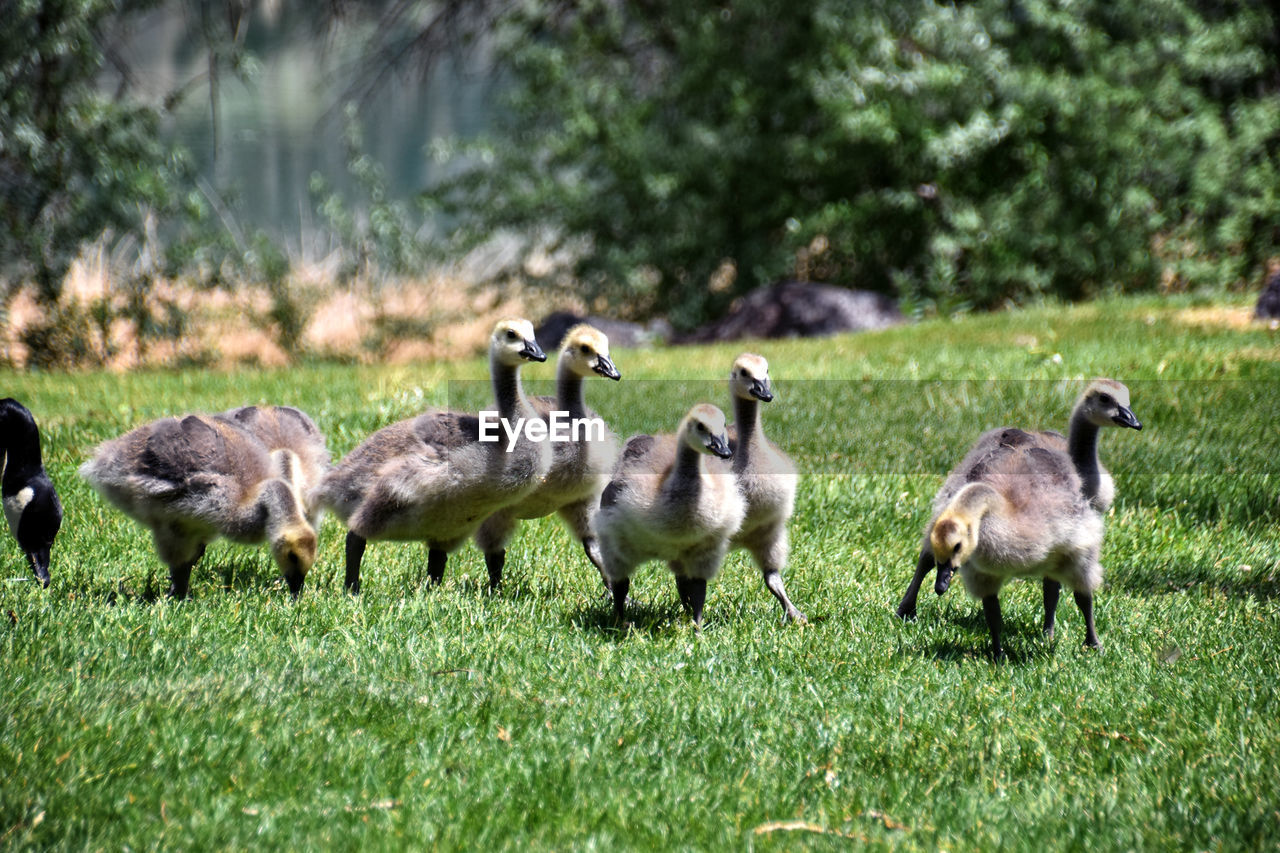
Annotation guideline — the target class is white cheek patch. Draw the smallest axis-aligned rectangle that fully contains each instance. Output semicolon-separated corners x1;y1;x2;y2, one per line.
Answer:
4;486;35;534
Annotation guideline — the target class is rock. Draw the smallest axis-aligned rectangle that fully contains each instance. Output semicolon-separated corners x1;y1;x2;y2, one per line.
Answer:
1255;269;1280;320
534;311;670;351
674;280;904;344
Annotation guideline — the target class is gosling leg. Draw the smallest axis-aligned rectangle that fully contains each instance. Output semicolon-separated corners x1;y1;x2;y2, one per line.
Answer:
982;594;1004;661
685;578;708;628
763;570;806;623
896;548;936;620
749;537;805;623
675;575;694;613
1042;579;1062;639
426;548;448;586
1073;590;1102;649
344;532;366;594
166;545;204;600
485;550;505;590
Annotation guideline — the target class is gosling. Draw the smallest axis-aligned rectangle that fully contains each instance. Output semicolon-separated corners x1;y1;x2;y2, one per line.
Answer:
474;323;621;589
594;404;746;626
312;319;551;592
216;404;331;526
929;467;1104;659
80;413;318;598
718;354;805;622
1;399;63;587
896;379;1141;622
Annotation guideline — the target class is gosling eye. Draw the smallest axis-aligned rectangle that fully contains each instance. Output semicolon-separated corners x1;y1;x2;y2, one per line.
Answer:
505;330;519;341
580;344;591;354
695;422;707;433
1097;393;1115;407
952;543;962;555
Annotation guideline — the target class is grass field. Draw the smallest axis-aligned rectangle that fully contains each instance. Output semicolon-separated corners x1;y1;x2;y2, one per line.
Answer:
2;294;1278;849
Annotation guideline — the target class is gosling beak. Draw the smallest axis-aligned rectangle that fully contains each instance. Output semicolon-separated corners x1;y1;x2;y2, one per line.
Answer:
934;562;954;595
26;548;51;589
284;569;305;600
1113;406;1142;430
593;354;621;380
707;432;733;459
520;339;547;362
749;378;774;402
282;552;307;599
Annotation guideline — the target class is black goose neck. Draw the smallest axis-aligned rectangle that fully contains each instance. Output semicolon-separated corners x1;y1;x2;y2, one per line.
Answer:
1068;409;1102;502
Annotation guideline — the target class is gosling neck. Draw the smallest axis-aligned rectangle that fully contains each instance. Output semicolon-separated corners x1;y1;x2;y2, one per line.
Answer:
556;360;587;420
491;354;530;420
1067;408;1103;504
953;482;1002;520
732;394;762;470
669;440;707;492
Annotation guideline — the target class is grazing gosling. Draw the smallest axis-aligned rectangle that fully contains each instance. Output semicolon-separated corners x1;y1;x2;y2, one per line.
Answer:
80;414;318;598
929;463;1105;659
896;378;1141;622
1;399;63;587
595;404;745;626
216;405;331;527
312;319;551;592
474;324;621;589
718;354;805;623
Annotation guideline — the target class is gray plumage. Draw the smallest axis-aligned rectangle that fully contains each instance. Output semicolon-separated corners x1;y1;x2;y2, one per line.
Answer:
903;379;1142;657
474;324;622;589
312;319;552;591
80;412;319;598
595;404;746;626
716;353;804;622
216;405;330;525
896;378;1142;622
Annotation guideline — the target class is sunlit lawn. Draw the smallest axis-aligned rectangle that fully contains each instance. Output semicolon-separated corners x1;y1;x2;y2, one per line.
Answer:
2;294;1277;849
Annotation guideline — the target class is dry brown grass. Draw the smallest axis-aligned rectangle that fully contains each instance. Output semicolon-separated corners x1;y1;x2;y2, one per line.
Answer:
4;248;562;370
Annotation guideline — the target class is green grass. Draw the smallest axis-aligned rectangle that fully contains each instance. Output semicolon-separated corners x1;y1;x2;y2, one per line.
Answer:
2;294;1278;849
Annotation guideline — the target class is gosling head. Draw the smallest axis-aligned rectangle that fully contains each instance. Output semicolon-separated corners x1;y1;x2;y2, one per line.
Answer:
730;353;773;402
561;324;621;380
930;512;978;595
681;404;733;460
491;319;547;367
1077;379;1142;431
270;523;318;599
260;479;318;597
930;483;1000;594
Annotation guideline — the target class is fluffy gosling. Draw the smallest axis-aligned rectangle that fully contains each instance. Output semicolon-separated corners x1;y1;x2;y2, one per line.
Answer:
80;413;318;598
474;323;621;589
594;404;745;626
897;378;1141;622
718;354;804;622
312;319;551;592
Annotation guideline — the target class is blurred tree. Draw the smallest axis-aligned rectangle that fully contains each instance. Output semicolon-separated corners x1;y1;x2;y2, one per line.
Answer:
0;0;182;309
404;0;1279;326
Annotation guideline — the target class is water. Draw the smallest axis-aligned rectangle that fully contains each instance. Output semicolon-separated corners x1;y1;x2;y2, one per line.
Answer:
107;6;497;246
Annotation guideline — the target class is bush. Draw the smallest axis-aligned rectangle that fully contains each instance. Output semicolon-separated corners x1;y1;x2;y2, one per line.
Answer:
426;0;1280;326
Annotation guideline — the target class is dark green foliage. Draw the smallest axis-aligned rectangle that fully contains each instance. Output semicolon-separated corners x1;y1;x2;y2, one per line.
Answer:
428;0;1280;326
0;0;181;307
